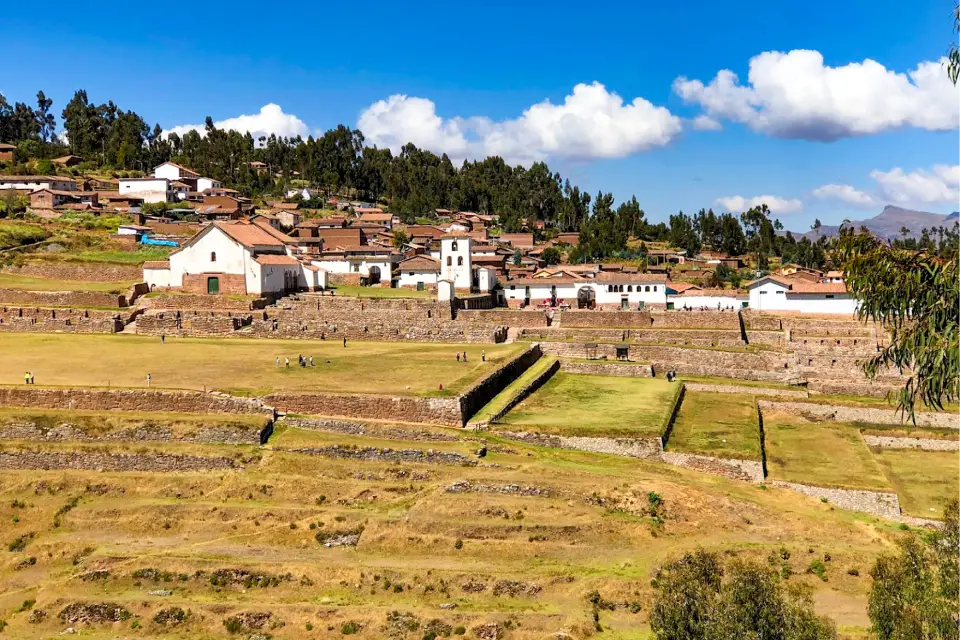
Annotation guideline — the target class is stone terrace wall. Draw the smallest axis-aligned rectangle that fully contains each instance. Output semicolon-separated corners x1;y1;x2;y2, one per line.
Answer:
758;400;957;429
684;382;807;398
740;312;782;331
660;451;764;482
147;293;265;311
501;431;663;459
559;361;653;378
806;379;904;398
745;331;784;347
0;419;270;445
284;294;453;318
0;387;273;416
770;480;902;519
481;358;560;425
247;310;504;344
1;261;143;282
459;344;542;423
265;392;463;426
862;435;959;451
0;289;126;308
558;310;740;330
137;311;251;337
458;309;550;327
0;451;240;472
521;327;744;347
539;342;795;382
0;307;122;333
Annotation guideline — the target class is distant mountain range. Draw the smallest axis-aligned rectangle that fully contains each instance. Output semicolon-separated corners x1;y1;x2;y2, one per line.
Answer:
794;206;960;240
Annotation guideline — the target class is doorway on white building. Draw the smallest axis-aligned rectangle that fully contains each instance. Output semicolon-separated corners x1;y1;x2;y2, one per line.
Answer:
577;287;595;309
620;297;629;310
368;266;382;284
207;277;220;295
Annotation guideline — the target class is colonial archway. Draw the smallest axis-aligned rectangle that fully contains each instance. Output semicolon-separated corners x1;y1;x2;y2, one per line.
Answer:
577;287;595;309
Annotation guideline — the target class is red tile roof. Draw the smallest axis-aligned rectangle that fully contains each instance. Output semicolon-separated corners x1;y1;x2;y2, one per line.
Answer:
789;282;848;294
254;254;300;266
399;255;440;271
214;221;286;248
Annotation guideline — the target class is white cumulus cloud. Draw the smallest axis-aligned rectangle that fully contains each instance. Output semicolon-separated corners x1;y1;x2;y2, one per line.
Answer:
691;114;723;131
673;50;959;141
357;82;682;165
811;184;877;207
869;164;960;205
714;194;804;214
164;104;309;140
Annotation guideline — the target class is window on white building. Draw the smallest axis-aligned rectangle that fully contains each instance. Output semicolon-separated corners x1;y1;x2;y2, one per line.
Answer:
645;285;650;292
446;257;452;266
457;256;463;266
210;252;216;262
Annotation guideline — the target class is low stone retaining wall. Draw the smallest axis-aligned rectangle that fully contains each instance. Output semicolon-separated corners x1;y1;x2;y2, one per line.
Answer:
806;379;904;399
280;417;458;442
137;311;251;337
0;387;273;416
758;400;957;429
0;451;241;472
0;307;122;333
284;445;476;466
770;480;902;519
458;309;551;327
499;431;663;459
0;289;127;308
246;312;503;344
740;312;782;331
0;420;270;445
558;361;653;377
538;342;794;383
459;344;542;423
265;392;462;426
1;261;143;282
559;310;740;330
684;383;807;398
146;293;265;311
522;327;745;347
483;358;560;425
660;451;764;482
862;435;959;451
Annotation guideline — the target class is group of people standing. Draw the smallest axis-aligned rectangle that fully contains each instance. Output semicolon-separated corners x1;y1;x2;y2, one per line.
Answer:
456;350;485;363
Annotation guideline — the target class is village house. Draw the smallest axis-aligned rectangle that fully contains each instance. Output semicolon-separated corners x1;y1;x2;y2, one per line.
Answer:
0;175;77;192
142;219;325;295
119;177;174;204
51;155;83;167
28;189;99;210
746;275;856;314
667;287;747;310
497;233;535;250
0;143;17;163
503;269;668;309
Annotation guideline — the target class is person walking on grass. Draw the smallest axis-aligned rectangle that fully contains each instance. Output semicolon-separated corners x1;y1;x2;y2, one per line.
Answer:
276;356;280;368
309;356;314;367
343;337;347;347
24;371;30;385
160;334;165;344
462;351;468;363
30;372;35;385
285;357;290;368
146;373;151;387
456;352;460;362
481;350;486;362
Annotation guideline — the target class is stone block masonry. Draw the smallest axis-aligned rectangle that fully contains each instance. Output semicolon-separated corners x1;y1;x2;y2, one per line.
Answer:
137;311;252;337
500;431;664;459
284;445;477;466
481;358;560;426
458;309;551;328
266;392;463;426
660;451;764;482
1;260;143;282
0;451;241;472
147;293;266;311
559;310;740;330
558;361;653;377
862;435;959;451
0;307;122;333
0;419;271;445
770;480;902;519
758;400;957;429
181;273;247;295
0;289;127;308
458;344;542;423
0;387;274;416
684;383;807;399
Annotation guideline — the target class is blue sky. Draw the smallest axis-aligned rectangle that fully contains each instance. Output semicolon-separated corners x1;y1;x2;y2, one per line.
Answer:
2;0;957;229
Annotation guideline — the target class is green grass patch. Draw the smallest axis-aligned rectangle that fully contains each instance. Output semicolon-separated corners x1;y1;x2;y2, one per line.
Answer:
763;411;891;491
471;356;557;423
666;392;761;460
496;372;674;437
69;247;173;264
0;333;524;396
873;449;960;519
